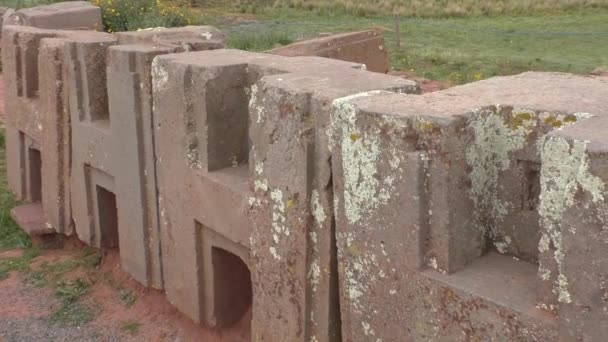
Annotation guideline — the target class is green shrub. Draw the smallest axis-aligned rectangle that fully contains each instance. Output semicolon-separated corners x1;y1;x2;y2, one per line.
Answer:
91;0;192;33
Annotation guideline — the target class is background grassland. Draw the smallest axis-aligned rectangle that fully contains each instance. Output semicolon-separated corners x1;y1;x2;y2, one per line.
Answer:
216;7;608;85
231;0;608;18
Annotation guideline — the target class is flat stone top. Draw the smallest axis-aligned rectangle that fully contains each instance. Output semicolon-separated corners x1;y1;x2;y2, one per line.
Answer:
3;24;114;42
157;48;417;98
351;72;608;146
267;30;382;56
116;26;224;44
262;69;417;101
17;1;96;15
158;48;365;71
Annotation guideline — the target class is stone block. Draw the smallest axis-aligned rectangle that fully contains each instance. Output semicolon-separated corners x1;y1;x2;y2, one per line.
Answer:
268;30;391;73
2;25;114;235
65;27;226;290
3;1;102;31
330;72;608;341
151;48;418;340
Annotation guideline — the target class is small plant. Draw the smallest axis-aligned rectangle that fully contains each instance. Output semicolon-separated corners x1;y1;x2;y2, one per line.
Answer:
119;289;138;308
50;302;96;327
50;278;96;326
80;247;103;268
121;320;141;336
55;278;91;304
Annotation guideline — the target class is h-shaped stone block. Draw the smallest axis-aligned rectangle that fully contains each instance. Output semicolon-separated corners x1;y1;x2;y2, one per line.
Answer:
65;26;224;289
151;48;418;338
330;72;608;341
2;25;114;235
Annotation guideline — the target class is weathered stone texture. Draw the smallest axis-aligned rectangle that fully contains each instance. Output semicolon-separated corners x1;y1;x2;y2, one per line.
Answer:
331;72;608;341
151;48;417;338
268;30;391;73
66;27;225;289
3;7;608;340
2;26;115;236
3;1;102;31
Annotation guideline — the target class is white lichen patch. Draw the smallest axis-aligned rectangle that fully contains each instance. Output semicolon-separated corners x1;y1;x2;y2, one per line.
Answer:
339;231;380;312
186;149;202;170
254;179;268;192
151;57;169;92
248;84;265;124
311;190;327;226
494;235;512;254
329;91;395;224
308;259;321;292
362;321;375;336
538;136;605;303
389;148;401;170
269;246;280;260
466;107;537;229
268;188;290;260
255;161;264;175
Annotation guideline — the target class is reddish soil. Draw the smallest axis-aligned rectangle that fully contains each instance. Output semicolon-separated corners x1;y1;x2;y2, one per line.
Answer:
0;238;251;342
91;248;250;342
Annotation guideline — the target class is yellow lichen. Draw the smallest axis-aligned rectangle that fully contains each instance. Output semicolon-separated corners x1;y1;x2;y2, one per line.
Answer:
544;116;563;128
509;111;534;129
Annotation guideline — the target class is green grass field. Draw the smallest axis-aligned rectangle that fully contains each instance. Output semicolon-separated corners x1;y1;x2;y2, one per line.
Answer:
233;0;608;18
216;7;608;85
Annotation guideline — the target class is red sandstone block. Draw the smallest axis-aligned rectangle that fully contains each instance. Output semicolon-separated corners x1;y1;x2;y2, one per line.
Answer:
268;30;391;73
330;72;608;341
152;49;417;339
3;1;102;31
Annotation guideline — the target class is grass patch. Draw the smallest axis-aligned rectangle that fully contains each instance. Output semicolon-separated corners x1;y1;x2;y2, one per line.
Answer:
22;247;102;288
0;130;31;250
0;248;40;280
50;302;96;327
50;278;97;326
121;320;141;335
55;278;91;304
226;30;293;51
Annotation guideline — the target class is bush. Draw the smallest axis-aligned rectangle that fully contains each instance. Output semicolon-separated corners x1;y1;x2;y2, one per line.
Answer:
90;0;192;33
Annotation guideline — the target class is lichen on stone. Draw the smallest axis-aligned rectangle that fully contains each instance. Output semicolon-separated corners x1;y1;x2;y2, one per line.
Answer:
248;84;265;124
466;106;537;233
538;136;605;303
151;57;169;92
329;91;396;224
311;190;326;226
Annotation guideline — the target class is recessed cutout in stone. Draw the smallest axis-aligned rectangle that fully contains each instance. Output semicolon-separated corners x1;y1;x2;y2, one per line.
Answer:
520;160;540;211
211;246;252;327
195;220;251;328
28;147;42;202
96;185;119;248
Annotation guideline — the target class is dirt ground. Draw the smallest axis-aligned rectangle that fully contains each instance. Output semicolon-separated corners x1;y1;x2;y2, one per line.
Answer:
0;241;251;342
